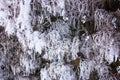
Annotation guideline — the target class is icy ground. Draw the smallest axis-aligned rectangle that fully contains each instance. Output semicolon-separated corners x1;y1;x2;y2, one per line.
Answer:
0;0;120;80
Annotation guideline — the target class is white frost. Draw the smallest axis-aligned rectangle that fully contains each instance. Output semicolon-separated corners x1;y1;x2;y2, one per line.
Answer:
41;62;76;80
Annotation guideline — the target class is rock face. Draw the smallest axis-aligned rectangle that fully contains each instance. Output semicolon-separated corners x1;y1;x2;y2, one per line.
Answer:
0;0;120;80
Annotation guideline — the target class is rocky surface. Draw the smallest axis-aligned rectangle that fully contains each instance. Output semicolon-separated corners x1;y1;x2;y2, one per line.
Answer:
0;0;120;80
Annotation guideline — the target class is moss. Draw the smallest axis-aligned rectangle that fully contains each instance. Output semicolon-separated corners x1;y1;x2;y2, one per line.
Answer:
110;59;120;74
69;58;81;80
35;69;40;77
84;20;95;35
89;70;99;80
71;58;80;71
50;15;64;22
33;26;38;31
50;16;57;22
40;58;50;68
63;54;68;64
77;52;86;59
29;69;40;80
79;31;86;36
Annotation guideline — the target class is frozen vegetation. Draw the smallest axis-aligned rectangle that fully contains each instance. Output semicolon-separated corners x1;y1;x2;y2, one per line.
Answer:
0;0;120;80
